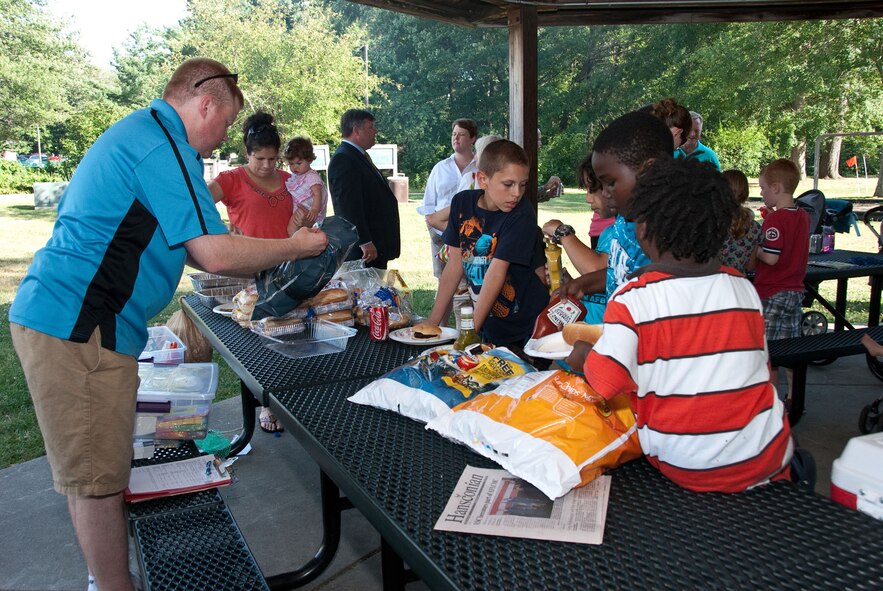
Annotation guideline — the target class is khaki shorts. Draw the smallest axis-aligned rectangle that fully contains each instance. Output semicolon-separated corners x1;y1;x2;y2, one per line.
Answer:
429;228;447;278
11;323;138;497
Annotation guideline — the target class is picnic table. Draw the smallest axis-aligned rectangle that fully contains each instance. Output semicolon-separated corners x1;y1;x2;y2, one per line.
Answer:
182;295;883;590
768;249;883;425
804;249;883;330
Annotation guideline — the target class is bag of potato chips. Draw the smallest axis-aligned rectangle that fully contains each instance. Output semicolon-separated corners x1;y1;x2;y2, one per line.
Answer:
347;347;534;423
427;370;642;499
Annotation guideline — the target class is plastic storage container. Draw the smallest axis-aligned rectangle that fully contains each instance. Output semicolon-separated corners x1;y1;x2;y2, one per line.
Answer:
138;326;187;365
134;362;219;441
259;318;357;359
830;432;883;521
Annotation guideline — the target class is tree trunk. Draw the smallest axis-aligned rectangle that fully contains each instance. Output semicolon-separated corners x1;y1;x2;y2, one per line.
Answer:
819;146;831;179
790;141;807;179
827;135;843;180
875;149;883;198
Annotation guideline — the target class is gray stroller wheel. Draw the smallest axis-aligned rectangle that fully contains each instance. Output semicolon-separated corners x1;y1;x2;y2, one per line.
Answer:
801;311;827;336
858;398;883;434
800;311;837;365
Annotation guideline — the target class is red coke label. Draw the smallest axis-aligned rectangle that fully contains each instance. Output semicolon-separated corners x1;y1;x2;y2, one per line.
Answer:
369;305;389;341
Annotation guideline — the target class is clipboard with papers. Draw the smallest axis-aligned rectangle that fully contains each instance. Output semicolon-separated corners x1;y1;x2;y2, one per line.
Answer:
124;454;232;503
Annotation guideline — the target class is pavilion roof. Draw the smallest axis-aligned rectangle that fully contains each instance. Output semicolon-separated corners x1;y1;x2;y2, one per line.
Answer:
345;0;882;27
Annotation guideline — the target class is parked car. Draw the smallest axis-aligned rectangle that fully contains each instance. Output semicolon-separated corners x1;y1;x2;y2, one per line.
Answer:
23;153;48;167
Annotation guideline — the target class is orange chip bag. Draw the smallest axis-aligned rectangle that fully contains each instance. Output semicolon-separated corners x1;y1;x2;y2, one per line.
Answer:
427;370;642;499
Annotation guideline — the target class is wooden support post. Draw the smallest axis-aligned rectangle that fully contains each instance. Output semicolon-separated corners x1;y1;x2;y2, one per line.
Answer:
508;5;538;209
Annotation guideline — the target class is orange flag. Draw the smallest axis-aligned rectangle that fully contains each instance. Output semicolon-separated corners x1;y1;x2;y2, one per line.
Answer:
845;155;858;168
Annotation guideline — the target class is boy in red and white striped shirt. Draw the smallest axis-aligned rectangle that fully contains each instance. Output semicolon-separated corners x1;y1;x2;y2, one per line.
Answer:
566;158;794;493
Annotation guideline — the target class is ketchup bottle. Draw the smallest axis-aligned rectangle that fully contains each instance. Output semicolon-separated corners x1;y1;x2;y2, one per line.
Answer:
531;295;587;340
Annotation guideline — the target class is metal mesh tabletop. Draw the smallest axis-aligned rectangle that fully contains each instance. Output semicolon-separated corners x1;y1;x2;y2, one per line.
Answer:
806;250;883;281
272;379;883;591
182;294;424;404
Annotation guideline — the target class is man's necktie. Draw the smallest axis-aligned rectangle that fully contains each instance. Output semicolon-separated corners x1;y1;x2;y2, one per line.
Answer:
364;151;386;181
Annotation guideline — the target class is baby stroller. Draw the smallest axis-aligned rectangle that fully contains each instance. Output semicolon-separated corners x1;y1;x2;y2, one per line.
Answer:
859;204;883;433
796;189;857;339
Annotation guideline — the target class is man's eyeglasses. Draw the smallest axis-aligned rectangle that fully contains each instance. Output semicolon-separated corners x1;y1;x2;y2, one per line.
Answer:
194;73;239;88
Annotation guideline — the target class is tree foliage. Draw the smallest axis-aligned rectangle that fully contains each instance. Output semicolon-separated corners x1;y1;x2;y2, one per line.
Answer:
112;25;173;109
348;10;509;185
172;0;372;155
2;1;881;192
58;100;129;166
0;0;103;144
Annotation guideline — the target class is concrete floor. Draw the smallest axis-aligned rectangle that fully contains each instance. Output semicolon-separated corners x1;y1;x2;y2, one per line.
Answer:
0;354;879;591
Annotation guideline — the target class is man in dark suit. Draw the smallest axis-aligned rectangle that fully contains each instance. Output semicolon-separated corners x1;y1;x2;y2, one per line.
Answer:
328;109;401;269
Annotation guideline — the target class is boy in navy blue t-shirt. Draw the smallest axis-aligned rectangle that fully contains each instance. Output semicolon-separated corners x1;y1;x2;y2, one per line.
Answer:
427;139;548;347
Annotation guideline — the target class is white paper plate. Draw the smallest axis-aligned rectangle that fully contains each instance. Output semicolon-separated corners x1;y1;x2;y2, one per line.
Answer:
389;326;458;345
212;303;235;316
523;332;572;360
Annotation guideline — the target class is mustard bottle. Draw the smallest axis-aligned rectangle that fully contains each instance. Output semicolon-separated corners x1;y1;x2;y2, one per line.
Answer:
545;239;562;294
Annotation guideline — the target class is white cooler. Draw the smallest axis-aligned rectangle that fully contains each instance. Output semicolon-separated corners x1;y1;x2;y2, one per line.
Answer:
830;432;883;521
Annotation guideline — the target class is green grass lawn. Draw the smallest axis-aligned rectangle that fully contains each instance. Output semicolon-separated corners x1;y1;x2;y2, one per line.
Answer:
0;178;880;468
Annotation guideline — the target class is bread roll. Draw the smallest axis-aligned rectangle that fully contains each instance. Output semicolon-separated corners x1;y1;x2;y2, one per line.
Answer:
311;288;349;306
412;323;441;339
562;323;603;345
316;309;354;324
388;309;410;330
535;332;570;354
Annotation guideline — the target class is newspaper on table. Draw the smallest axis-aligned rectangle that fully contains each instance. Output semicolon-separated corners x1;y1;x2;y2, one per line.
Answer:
434;466;611;545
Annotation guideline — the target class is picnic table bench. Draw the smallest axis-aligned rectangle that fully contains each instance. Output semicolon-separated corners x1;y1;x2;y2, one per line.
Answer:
768;250;883;425
769;325;883;426
127;442;269;591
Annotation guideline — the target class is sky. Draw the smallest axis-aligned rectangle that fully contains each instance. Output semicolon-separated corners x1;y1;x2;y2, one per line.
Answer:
44;0;189;68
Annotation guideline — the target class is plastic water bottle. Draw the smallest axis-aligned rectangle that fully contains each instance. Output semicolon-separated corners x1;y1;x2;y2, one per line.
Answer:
822;226;835;253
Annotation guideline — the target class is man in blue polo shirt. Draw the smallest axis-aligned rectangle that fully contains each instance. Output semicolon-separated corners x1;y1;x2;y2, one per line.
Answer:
674;111;721;170
9;58;328;591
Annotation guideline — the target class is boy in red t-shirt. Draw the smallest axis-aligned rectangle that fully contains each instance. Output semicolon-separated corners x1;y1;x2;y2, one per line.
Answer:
754;158;810;401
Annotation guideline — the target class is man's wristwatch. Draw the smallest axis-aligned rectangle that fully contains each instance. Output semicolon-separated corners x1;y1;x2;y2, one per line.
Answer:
552;224;575;244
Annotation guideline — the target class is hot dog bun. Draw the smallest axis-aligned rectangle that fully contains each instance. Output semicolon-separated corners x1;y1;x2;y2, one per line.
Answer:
412;323;441;339
316;309;354;324
311;288;349;306
562;323;603;345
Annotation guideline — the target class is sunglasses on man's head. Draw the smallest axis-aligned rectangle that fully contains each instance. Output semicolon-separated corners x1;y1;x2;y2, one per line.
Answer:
247;124;275;137
193;73;239;88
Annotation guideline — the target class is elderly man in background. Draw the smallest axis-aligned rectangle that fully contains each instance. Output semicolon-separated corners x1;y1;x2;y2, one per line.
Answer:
328;108;401;269
674;110;721;170
9;58;328;591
